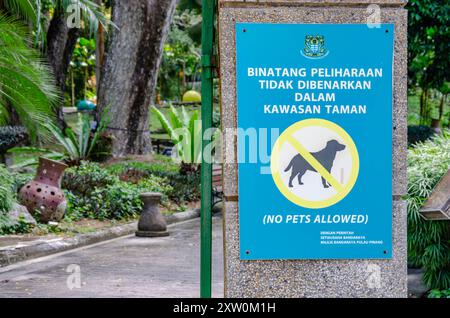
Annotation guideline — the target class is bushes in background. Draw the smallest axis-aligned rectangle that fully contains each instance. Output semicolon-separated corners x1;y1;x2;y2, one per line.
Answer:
106;160;200;202
407;130;450;289
63;161;174;221
0;165;15;213
0;165;34;235
407;125;437;146
65;182;143;221
63;161;118;196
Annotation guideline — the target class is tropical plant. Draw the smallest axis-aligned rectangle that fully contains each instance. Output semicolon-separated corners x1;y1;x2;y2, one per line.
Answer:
152;104;202;172
0;14;58;139
10;111;109;167
158;8;201;101
0;165;15;213
406;0;450;126
428;288;450;298
68;37;97;105
1;0;111;46
45;112;108;165
407;130;450;289
62;161;118;196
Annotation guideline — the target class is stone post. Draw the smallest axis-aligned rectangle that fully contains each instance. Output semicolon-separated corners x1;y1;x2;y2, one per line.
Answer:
218;0;407;297
136;192;169;237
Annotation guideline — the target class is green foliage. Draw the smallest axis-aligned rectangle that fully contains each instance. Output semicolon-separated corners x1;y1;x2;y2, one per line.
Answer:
158;9;201;100
407;131;450;289
65;181;143;221
10;171;34;193
406;0;450;125
152;104;202;164
63;161;174;221
45;112;109;165
0;214;33;235
137;175;173;204
0;165;32;235
407;0;449;91
106;159;179;176
0;126;28;155
68;37;97;105
106;160;200;203
0;165;15;213
407;125;437;146
428;288;450;298
1;0;113;48
159;170;200;203
0;14;58;140
62;161;117;196
7;146;65;169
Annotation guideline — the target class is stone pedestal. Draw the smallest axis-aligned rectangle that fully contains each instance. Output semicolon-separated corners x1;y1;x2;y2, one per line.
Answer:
136;192;169;237
218;0;408;298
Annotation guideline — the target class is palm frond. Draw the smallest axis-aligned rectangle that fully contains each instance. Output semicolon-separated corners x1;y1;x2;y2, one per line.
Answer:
2;0;47;46
0;15;58;139
59;0;115;34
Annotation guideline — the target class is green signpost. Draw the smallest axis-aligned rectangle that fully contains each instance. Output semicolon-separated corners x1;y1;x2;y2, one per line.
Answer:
200;0;216;298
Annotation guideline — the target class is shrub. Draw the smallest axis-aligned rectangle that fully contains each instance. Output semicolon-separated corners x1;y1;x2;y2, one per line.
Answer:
0;165;15;213
428;289;450;298
0;214;33;235
66;181;143;221
11;172;34;194
407;130;450;289
62;161;118;196
0;126;28;156
407;125;436;146
156;170;200;203
106;160;200;202
137;175;173;204
0;165;33;235
108;162;200;203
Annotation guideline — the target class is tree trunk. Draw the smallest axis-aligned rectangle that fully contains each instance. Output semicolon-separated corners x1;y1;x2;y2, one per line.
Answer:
46;9;80;129
95;0;105;95
98;0;177;156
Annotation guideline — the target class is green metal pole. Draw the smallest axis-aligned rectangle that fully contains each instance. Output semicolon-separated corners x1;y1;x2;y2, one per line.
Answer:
200;0;216;298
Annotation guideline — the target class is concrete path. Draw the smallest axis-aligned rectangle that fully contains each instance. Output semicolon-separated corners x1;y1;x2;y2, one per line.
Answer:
0;217;224;298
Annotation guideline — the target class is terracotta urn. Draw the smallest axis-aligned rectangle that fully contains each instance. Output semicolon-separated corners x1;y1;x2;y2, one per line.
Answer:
19;157;68;223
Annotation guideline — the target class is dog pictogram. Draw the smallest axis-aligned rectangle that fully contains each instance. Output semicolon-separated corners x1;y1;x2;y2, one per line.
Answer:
285;140;346;188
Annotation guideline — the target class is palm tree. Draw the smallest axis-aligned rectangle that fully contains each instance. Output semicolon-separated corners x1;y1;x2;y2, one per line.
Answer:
0;14;58;140
1;0;112;128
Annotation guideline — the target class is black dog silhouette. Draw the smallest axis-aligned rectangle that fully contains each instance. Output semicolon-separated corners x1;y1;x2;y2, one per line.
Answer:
285;139;346;188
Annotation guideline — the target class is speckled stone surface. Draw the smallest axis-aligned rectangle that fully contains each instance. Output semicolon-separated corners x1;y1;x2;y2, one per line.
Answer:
220;0;407;6
219;0;408;298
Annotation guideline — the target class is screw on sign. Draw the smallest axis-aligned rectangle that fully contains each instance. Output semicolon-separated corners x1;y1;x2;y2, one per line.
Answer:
271;118;359;209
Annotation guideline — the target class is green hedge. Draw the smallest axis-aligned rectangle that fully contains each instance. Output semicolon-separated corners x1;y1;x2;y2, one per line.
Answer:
0;165;34;235
106;160;200;202
63;161;174;221
407;130;450;289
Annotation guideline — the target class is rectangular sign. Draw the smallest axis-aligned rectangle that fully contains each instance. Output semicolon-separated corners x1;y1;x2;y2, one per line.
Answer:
236;23;394;260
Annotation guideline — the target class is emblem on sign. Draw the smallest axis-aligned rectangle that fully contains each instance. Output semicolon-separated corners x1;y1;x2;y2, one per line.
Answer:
270;119;359;209
301;35;329;59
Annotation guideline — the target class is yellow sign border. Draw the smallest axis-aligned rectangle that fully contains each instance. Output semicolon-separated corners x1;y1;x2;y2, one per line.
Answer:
270;118;360;209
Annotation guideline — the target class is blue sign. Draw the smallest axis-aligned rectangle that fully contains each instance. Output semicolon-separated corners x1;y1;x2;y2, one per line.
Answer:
236;23;394;260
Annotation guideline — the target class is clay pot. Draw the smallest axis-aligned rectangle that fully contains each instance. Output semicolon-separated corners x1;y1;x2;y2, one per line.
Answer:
19;157;68;223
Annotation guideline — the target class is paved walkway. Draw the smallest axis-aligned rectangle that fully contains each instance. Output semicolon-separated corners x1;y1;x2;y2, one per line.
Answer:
0;217;224;298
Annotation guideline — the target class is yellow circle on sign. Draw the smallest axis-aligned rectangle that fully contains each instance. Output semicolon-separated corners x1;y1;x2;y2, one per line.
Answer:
270;118;359;209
